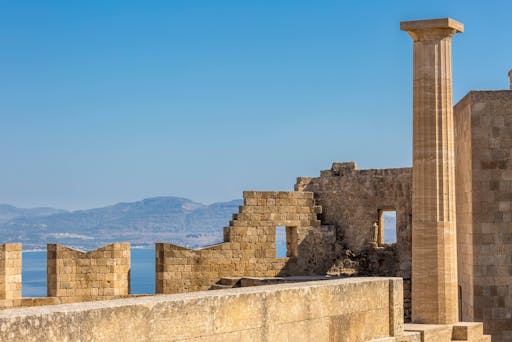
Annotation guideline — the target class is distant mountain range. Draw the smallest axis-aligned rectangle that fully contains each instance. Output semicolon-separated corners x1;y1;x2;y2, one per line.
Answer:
0;205;66;225
0;197;242;251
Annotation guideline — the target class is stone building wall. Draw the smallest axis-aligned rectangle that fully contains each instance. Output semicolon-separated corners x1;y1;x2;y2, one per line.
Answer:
0;244;21;301
454;90;512;341
156;191;336;294
47;243;130;303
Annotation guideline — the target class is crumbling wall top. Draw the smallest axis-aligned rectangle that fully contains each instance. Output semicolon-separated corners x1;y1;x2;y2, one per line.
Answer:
331;162;356;171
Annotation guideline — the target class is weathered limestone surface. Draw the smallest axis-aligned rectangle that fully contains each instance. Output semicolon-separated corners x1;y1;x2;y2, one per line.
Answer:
0;244;21;301
0;278;408;342
156;191;336;294
47;243;130;303
401;18;463;325
454;90;512;341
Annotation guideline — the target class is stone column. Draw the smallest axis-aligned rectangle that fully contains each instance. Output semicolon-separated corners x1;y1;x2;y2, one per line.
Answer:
401;18;463;324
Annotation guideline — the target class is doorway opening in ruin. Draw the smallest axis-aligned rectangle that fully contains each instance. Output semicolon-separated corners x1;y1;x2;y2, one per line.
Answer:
378;209;397;244
275;226;298;258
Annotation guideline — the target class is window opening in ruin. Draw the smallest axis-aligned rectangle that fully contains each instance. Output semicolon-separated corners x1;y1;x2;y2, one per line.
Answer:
22;248;47;297
130;247;156;294
378;209;397;244
276;226;298;258
276;226;287;258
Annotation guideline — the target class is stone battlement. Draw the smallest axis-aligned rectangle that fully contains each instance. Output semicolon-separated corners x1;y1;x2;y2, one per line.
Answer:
47;243;130;302
0;243;132;309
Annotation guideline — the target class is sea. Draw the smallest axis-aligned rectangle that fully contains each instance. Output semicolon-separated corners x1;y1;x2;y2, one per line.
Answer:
22;244;288;297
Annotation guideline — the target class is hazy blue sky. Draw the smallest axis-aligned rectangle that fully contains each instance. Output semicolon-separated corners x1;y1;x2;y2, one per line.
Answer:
1;1;510;210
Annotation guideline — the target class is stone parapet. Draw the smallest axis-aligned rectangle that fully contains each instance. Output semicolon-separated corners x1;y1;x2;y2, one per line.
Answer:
0;278;408;342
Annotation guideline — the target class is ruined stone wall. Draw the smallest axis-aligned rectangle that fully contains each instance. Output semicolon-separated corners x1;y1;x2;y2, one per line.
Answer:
295;162;412;321
0;278;414;342
454;90;512;341
295;162;412;278
0;244;21;301
156;191;336;294
47;243;130;302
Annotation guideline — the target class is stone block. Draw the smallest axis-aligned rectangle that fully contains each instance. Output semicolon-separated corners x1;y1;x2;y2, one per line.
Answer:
451;322;484;340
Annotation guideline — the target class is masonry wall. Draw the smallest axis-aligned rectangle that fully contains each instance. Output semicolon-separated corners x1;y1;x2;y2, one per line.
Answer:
47;243;130;303
454;90;512;342
156;191;336;294
295;162;412;271
454;93;475;322
0;244;21;301
295;163;412;277
0;278;414;342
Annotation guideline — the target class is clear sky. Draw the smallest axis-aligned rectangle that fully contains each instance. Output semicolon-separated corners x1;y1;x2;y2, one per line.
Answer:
1;0;510;210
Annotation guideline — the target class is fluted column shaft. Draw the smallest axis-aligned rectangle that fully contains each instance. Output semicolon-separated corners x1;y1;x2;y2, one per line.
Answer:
401;18;463;325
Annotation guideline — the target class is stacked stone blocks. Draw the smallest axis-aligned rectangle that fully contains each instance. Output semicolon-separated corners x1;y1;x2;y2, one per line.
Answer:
47;243;130;303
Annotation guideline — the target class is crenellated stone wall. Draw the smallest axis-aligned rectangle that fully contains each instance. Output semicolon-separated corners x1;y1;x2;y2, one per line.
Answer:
47;243;130;302
156;191;336;294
